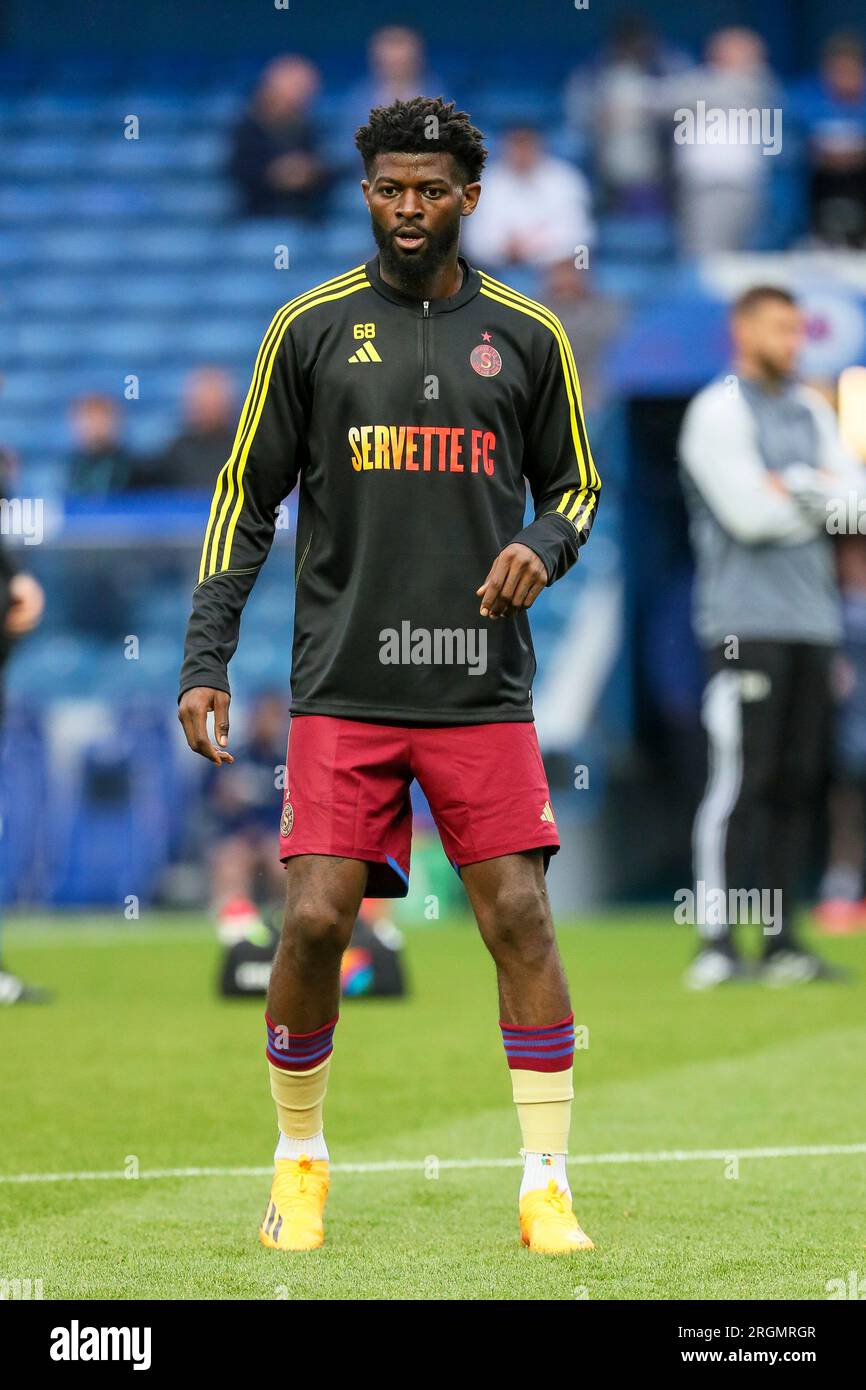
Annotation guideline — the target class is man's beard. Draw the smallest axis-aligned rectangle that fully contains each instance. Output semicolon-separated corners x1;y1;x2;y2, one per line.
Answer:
756;352;794;385
371;215;460;294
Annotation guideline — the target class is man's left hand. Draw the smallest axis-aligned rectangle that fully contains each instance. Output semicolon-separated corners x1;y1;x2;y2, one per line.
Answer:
476;543;548;619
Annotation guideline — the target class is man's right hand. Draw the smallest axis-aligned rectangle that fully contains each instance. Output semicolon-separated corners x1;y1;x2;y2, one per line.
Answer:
178;687;235;766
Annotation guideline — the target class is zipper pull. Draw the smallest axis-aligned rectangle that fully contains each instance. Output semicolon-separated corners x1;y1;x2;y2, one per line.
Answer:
423;301;429;317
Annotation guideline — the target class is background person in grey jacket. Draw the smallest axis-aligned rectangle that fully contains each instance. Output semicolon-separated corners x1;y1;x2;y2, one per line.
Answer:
679;284;866;988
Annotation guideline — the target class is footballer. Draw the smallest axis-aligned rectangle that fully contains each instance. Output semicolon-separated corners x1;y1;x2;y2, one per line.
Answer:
178;97;601;1255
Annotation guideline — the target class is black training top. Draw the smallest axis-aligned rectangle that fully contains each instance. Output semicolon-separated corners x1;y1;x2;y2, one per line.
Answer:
179;254;600;724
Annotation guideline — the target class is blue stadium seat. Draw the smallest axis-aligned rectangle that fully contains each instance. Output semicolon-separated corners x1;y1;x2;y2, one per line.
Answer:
30;227;128;265
218;218;323;267
174;316;262;359
147;180;233;220
0;409;69;454
22;459;66;498
2;135;91;175
469;85;561;131
86;134;219;177
5;95;100;134
599;214;674;262
17;318;170;361
122;226;212;266
204;268;286;312
124;409;177;454
5;635;96;698
322;217;372;262
0;368;72;405
1;184;69;221
331;178;365;216
0;230;39;267
12;275;104;316
111;273;202;313
139;586;194;630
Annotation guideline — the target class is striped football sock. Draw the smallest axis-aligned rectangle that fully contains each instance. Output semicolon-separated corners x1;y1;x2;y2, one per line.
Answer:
500;1013;575;1197
266;1013;338;1151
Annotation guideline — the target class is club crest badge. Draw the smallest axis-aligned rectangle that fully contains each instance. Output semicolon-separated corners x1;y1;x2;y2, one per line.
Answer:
280;802;294;837
470;341;502;377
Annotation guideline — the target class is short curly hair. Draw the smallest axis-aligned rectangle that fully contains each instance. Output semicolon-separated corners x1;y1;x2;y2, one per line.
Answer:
355;96;488;185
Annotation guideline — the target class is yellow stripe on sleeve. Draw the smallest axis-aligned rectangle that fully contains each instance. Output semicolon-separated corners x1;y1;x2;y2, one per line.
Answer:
479;273;599;492
220;276;371;573
197;267;368;584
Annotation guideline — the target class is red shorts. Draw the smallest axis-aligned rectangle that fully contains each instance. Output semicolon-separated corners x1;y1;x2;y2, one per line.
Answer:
279;715;560;897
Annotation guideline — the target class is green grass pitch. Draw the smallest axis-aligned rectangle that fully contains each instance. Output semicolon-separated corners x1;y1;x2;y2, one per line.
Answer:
1;911;864;1300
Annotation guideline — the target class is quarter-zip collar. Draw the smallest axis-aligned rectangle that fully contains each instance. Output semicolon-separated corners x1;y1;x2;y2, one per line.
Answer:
365;253;481;314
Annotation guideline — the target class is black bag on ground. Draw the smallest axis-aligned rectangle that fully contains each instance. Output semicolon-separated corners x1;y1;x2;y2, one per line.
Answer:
218;916;407;999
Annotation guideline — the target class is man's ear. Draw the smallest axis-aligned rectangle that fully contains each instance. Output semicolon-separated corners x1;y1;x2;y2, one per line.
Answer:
361;179;371;211
461;181;481;217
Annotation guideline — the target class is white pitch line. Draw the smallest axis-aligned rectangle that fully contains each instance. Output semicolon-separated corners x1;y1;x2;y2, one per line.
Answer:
1;1143;865;1185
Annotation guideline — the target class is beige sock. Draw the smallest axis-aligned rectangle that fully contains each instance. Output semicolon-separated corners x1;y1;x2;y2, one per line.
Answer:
511;1066;574;1153
268;1055;332;1139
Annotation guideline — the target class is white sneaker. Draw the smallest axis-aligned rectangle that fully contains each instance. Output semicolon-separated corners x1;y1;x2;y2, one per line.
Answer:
684;948;743;991
0;970;51;1004
761;950;850;986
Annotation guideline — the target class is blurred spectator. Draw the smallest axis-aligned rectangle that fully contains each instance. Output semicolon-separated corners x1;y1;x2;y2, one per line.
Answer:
68;394;137;497
146;368;236;491
662;28;778;256
464;125;593;269
540;261;624;412
348;25;440;116
794;32;866;248
565;14;687;215
64;397;141;633
228;55;331;220
207;693;288;943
